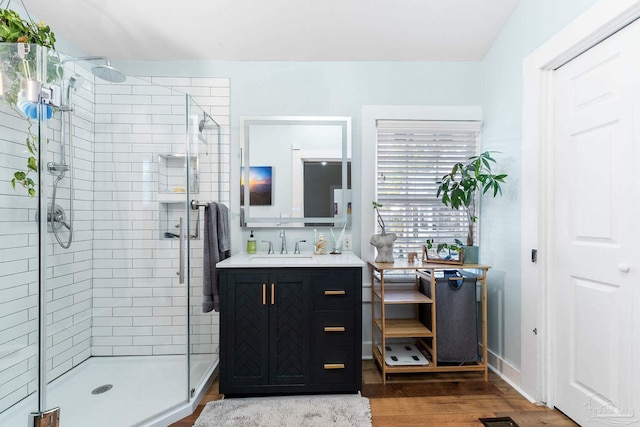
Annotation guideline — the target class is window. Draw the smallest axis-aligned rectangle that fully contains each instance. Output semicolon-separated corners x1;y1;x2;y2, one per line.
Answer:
375;120;481;254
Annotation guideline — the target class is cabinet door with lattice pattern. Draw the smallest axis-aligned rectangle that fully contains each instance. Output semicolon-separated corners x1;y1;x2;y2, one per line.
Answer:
220;270;270;390
268;271;311;385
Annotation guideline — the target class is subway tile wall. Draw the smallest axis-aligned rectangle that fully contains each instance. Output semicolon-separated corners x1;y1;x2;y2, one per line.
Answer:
45;64;97;384
0;62;98;409
0;103;41;415
91;75;230;361
0;71;229;414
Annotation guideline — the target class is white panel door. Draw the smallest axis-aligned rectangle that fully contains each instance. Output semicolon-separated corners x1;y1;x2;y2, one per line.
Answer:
553;20;639;426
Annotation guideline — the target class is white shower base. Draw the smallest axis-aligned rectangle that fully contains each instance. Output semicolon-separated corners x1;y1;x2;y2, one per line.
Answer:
0;355;216;427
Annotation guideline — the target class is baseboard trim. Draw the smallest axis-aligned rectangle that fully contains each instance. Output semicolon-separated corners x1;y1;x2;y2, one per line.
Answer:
363;341;373;359
486;350;536;403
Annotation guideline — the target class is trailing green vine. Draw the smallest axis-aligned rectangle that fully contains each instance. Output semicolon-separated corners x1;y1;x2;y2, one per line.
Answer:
0;3;58;196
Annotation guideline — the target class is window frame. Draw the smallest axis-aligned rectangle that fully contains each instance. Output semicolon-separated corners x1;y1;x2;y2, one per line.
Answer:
375;119;482;255
360;106;482;264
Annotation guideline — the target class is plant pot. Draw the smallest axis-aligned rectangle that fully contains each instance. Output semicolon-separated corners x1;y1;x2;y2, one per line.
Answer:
463;245;479;264
370;232;397;263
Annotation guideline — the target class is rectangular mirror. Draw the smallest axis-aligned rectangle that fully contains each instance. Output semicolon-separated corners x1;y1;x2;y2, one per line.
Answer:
241;116;351;228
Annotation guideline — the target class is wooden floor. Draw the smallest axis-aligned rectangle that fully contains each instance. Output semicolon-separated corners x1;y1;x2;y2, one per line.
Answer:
169;361;577;427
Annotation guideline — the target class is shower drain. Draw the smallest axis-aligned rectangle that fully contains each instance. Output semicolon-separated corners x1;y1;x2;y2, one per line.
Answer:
91;384;113;395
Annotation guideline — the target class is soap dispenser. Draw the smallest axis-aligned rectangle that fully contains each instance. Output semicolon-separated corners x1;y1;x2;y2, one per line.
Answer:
247;230;257;254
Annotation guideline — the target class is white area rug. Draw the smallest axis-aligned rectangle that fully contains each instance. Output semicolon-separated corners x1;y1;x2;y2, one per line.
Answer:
193;394;372;427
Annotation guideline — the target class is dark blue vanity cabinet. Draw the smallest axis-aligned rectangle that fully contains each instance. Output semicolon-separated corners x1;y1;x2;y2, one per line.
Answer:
219;267;362;396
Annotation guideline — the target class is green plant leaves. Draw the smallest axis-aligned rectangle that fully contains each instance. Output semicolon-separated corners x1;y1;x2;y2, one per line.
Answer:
437;151;507;208
0;8;56;47
27;156;37;171
435;151;508;245
12;167;36;195
372;201;386;231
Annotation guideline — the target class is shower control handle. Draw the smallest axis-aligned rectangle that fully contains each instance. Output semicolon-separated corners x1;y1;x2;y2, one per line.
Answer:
178;217;185;284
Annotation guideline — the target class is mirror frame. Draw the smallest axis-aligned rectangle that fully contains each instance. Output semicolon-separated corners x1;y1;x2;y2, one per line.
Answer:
240;116;352;228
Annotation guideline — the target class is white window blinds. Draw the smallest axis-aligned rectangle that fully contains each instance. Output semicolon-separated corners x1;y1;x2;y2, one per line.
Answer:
375;120;481;254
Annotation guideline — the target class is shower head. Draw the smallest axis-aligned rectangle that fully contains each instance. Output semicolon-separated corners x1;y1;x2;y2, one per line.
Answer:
61;56;127;83
59;74;85;111
91;64;126;83
68;75;84;89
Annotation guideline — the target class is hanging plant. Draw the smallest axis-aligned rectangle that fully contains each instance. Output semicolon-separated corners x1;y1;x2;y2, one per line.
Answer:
0;5;56;47
1;3;59;196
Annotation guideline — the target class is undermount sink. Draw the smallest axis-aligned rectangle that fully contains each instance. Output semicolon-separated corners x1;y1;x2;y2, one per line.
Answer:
249;254;314;262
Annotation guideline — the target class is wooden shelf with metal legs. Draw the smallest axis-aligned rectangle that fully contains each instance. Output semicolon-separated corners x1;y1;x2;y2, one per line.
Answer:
369;260;491;383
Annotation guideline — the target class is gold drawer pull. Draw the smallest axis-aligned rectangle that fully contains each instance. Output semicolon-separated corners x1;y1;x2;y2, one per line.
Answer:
323;363;345;370
323;326;346;332
271;283;275;305
324;290;346;296
262;284;266;305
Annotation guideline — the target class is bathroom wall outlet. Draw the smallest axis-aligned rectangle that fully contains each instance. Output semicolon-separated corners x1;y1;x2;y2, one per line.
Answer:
343;234;352;250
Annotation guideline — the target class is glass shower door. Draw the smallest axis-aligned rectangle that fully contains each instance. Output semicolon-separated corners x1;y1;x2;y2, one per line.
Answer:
0;42;53;427
186;97;221;398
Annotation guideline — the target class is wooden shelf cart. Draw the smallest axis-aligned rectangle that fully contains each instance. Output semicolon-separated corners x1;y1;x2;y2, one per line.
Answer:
369;260;491;383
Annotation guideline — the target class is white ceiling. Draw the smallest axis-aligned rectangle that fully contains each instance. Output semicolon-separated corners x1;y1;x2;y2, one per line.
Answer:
23;0;521;61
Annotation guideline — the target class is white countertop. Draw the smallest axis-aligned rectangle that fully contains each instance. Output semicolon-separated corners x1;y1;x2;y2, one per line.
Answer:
217;252;366;268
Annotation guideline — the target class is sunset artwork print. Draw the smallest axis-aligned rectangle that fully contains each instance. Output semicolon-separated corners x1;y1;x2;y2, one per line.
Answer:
241;166;272;206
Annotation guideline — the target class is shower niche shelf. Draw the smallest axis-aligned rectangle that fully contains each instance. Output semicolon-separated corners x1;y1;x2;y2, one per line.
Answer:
158;153;199;198
159;202;200;240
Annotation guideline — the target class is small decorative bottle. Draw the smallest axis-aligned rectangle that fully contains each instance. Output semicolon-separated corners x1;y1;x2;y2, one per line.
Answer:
314;233;328;255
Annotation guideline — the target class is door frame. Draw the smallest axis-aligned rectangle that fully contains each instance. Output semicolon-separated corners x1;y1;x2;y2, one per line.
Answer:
521;0;640;408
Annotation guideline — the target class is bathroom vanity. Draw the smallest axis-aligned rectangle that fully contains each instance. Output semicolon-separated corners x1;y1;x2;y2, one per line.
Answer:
217;253;364;396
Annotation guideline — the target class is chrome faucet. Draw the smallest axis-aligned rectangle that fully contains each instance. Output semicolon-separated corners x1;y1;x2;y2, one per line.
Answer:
294;239;306;254
280;229;288;254
262;240;274;254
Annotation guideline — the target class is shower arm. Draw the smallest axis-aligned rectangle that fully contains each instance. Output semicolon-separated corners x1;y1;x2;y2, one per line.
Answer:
61;56;112;67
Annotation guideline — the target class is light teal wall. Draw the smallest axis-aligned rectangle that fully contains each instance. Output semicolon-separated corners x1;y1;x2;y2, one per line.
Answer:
480;0;599;390
120;60;481;116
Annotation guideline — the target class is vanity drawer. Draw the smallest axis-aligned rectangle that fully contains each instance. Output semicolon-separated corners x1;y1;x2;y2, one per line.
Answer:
312;346;357;385
312;271;357;310
313;311;355;346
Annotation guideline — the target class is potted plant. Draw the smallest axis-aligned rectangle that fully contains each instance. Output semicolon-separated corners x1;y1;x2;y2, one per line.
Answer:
1;5;59;196
436;151;507;263
424;239;464;264
370;201;397;263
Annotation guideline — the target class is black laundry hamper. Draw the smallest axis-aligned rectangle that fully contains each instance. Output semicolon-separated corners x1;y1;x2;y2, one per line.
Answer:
419;270;478;363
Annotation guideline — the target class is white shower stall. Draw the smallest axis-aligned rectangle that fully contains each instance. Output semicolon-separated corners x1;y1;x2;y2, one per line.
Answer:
0;44;230;426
